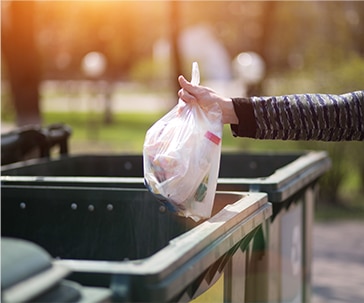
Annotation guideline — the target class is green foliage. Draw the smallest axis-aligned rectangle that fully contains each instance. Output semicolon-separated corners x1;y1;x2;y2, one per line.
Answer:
262;55;364;210
329;55;364;93
315;199;364;222
129;57;171;87
1;87;15;122
265;54;364;95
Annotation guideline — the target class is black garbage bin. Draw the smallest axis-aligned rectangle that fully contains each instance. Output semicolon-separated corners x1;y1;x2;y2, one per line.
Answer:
1;186;271;302
1;126;48;165
1;151;331;303
1;123;71;165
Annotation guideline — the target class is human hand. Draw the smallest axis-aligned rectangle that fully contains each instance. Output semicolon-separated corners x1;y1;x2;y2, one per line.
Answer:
178;75;238;124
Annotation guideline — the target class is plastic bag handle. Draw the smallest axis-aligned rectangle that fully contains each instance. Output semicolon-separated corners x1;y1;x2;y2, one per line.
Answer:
191;62;200;86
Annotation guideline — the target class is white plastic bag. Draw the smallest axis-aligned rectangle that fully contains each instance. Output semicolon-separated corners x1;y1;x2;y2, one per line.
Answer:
143;62;223;221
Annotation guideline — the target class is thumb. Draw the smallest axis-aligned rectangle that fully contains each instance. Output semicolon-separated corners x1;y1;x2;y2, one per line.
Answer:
178;75;195;93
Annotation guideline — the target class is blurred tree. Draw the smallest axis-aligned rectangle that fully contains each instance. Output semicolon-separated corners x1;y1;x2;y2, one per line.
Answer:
3;2;363;116
170;0;182;93
36;1;168;80
2;1;42;126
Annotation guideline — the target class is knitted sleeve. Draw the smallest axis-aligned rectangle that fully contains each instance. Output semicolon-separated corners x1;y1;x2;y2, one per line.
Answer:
231;90;364;141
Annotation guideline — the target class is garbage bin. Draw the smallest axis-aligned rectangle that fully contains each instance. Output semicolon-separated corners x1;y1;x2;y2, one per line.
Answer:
1;123;71;165
1;151;331;303
216;151;331;303
1;186;271;302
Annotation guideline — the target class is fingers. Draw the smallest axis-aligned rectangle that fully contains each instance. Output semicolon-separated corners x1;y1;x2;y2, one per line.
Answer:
178;75;197;103
178;75;199;93
178;87;196;103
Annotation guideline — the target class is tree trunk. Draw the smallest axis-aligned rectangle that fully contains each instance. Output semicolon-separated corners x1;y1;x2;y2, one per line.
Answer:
169;1;183;96
2;1;42;127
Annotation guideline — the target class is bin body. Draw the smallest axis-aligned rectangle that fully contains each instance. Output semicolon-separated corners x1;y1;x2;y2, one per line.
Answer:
1;151;331;303
2;187;187;261
1;185;271;302
217;152;330;303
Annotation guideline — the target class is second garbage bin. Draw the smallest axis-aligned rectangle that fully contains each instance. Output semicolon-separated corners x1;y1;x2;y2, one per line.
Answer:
216;151;331;303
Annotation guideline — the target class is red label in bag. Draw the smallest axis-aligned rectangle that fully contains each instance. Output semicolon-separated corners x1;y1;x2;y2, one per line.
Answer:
205;131;221;145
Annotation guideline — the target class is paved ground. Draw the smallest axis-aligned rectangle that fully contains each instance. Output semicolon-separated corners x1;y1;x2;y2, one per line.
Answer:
311;221;364;303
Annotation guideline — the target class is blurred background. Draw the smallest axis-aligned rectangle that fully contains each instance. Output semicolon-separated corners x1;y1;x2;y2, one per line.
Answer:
1;1;364;302
2;0;363;215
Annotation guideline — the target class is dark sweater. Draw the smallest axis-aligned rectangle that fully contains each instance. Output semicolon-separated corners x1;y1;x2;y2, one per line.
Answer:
231;90;364;141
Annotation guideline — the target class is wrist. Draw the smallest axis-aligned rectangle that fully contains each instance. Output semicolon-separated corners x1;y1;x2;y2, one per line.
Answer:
220;97;239;124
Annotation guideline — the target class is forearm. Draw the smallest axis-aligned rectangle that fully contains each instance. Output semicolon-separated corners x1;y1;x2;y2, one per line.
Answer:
231;91;364;141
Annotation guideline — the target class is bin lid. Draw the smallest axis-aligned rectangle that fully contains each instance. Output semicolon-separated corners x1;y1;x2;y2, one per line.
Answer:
1;238;71;302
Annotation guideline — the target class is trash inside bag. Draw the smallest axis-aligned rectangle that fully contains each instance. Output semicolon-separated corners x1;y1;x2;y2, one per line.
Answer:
143;62;223;221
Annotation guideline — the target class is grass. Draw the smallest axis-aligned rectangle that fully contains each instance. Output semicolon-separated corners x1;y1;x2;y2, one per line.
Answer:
44;111;162;153
43;111;305;153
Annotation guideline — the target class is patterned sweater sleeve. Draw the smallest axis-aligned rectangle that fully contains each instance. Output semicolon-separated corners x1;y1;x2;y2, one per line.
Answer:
231;90;364;141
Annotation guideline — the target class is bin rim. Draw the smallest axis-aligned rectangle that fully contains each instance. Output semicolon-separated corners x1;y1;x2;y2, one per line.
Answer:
1;151;330;185
1;175;145;184
218;150;331;201
1;151;331;203
1;153;141;171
